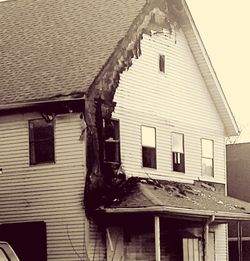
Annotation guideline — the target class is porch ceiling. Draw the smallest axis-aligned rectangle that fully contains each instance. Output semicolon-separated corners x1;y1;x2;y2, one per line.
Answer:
97;178;250;222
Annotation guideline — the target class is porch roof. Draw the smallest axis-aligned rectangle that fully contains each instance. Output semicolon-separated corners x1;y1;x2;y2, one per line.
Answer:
98;178;250;222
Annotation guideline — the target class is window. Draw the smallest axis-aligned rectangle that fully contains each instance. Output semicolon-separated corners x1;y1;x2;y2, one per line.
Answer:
141;126;156;168
172;133;185;172
201;139;214;177
104;119;120;164
159;54;165;73
29;119;55;165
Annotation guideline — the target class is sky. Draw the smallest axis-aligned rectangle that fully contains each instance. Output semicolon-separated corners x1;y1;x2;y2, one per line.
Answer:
186;0;250;143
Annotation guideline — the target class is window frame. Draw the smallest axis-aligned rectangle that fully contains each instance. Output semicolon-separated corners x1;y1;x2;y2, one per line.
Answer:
103;118;121;164
201;138;214;177
141;125;157;169
29;118;55;166
171;132;185;173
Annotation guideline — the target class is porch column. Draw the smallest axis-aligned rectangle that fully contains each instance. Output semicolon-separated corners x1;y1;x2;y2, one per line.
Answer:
154;216;161;261
204;215;215;261
204;222;209;261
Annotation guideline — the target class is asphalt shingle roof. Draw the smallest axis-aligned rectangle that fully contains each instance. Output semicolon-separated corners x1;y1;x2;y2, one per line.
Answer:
102;178;250;220
0;0;146;105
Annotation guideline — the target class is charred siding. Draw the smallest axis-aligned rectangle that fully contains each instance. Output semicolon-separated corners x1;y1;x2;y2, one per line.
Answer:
0;113;86;261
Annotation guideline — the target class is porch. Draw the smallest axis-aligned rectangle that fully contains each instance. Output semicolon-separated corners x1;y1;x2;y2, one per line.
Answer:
105;214;216;261
95;178;250;261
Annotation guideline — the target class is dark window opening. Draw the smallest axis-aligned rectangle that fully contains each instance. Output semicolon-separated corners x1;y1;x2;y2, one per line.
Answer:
141;126;157;169
172;133;185;173
142;147;156;169
159;54;165;73
104;119;120;164
29;119;55;165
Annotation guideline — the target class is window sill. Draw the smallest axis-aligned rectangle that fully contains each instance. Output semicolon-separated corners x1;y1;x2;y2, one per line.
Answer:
29;161;56;167
198;176;216;183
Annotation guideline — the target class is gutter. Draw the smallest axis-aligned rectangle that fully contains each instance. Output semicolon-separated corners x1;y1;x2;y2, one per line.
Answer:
100;206;250;221
0;96;86;117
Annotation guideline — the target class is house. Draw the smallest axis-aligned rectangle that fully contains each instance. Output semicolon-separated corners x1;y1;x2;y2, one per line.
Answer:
1;0;250;260
227;143;250;261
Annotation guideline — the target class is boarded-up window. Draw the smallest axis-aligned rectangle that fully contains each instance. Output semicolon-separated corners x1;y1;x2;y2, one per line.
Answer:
29;119;55;165
201;139;214;177
159;54;165;73
104;119;120;164
141;126;156;169
172;133;185;172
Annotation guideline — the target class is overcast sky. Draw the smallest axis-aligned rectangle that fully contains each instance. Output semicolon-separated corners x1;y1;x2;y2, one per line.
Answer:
186;0;250;142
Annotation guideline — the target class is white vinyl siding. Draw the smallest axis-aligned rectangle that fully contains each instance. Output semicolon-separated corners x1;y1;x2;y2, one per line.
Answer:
113;29;226;184
0;113;87;261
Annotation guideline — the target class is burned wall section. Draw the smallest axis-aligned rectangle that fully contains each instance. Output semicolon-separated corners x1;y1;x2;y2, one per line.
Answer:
84;0;181;213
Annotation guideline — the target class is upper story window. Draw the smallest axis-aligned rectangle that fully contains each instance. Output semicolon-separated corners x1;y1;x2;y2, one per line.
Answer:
201;139;214;177
159;54;165;73
141;126;156;169
104;119;120;164
29;119;55;165
172;133;185;173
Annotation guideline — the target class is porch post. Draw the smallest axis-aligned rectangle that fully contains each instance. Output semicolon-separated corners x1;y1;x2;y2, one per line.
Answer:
204;215;215;261
154;216;161;261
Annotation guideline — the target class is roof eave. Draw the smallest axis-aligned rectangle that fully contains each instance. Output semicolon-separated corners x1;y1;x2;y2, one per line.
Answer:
100;206;250;222
0;96;86;115
182;0;240;137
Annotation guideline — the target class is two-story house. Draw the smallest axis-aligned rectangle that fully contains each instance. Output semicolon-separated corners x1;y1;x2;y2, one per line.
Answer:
1;0;250;260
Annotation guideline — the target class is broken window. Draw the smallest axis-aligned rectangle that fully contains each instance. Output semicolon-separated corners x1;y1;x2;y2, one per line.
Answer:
29;118;55;165
141;126;156;169
201;139;214;177
159;54;165;73
172;133;185;173
104;119;120;164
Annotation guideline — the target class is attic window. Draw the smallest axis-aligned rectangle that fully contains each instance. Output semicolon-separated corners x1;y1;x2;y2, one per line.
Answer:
159;54;165;73
141;126;157;169
104;119;120;164
29;119;55;165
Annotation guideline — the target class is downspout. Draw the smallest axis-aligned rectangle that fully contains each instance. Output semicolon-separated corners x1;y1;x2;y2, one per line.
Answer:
204;215;215;261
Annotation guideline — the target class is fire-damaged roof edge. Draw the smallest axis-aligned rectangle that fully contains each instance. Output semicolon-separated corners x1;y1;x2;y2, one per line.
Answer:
0;93;86;116
95;177;250;222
